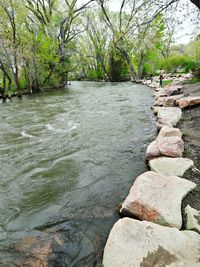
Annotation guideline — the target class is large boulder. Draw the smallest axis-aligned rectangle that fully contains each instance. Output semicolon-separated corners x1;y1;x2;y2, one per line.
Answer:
152;106;160;114
185;205;200;234
120;171;196;228
103;218;200;267
167;85;182;96
146;136;184;161
149;157;194;177
156;107;182;128
154;94;184;107
176;96;200;108
157;126;182;139
153;90;168;100
145;140;162;160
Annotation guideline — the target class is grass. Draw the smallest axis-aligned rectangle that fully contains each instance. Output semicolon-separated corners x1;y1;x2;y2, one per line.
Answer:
186;78;200;84
163;80;173;87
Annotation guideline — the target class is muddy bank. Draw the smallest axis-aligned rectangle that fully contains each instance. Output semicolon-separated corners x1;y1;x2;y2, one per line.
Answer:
176;82;200;212
179;105;200;211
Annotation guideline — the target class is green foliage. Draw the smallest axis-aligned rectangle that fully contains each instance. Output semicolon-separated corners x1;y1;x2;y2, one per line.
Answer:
194;66;200;79
163;80;173;87
187;77;200;84
0;0;199;95
159;55;196;73
19;74;28;90
107;45;129;82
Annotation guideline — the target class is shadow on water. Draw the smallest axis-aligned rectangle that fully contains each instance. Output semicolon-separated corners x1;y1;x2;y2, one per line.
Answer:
0;82;156;266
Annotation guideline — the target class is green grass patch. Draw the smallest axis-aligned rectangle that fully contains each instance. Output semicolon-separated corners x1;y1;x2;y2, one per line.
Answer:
186;78;200;84
163;80;173;87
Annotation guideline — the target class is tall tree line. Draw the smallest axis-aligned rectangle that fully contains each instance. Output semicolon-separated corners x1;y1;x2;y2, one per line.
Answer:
0;0;199;99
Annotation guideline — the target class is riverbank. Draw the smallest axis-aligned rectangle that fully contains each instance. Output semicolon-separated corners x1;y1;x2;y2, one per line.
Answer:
178;84;200;210
103;78;200;266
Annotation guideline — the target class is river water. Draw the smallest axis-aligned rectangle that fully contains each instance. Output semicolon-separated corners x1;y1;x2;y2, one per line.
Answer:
0;82;155;266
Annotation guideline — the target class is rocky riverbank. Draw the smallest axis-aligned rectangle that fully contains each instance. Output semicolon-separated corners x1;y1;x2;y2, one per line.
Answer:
103;77;200;266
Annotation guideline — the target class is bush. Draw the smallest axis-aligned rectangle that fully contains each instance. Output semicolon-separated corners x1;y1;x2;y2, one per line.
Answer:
158;55;196;73
194;66;200;79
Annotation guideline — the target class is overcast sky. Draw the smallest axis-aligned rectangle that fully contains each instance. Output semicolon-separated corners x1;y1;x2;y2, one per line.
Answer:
79;0;199;44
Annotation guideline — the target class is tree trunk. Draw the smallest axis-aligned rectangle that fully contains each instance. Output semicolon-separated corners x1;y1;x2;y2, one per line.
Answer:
2;72;6;101
120;48;139;82
13;70;22;97
6;72;12;99
137;51;145;79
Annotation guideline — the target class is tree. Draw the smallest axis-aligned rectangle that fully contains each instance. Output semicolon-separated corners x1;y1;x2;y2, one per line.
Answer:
0;0;27;96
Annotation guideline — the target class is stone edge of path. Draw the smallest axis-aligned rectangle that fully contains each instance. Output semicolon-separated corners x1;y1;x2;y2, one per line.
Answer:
103;80;199;266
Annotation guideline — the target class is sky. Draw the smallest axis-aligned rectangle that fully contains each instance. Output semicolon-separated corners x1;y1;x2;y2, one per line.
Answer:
173;0;200;44
79;0;199;44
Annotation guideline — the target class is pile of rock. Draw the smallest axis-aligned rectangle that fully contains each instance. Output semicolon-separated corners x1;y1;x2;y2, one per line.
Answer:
150;82;200;109
103;81;200;267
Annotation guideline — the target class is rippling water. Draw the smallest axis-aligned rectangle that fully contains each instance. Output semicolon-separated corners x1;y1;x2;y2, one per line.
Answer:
0;82;156;266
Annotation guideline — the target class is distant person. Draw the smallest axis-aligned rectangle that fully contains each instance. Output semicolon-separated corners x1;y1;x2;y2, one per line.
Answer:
150;73;153;83
159;73;164;87
68;81;71;85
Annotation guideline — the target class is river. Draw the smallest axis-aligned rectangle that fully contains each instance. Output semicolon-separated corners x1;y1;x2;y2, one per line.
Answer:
0;82;156;266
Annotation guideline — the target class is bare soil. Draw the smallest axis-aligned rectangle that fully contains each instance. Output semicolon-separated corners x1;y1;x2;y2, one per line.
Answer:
177;82;200;227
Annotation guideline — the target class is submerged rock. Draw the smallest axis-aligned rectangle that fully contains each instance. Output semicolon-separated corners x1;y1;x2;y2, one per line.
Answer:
185;205;200;234
103;218;200;267
5;232;53;267
146;136;184;161
120;171;196;228
149;157;193;177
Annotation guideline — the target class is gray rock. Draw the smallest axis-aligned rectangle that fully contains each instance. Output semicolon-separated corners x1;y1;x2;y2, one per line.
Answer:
185;205;200;234
146;136;184;161
149;157;194;177
154;94;184;107
103;218;200;267
176;96;200;108
156;107;182;128
167;85;183;96
120;171;196;229
157;126;182;139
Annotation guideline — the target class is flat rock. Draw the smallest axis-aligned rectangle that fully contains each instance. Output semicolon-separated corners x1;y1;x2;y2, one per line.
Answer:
149;82;159;88
157;126;182;139
167;85;183;96
185;205;200;234
154;94;184;107
149;157;193;177
157;136;184;157
13;232;53;267
146;136;184;161
176;96;200;108
120;171;196;228
156;107;182;128
153;90;168;100
103;218;200;267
